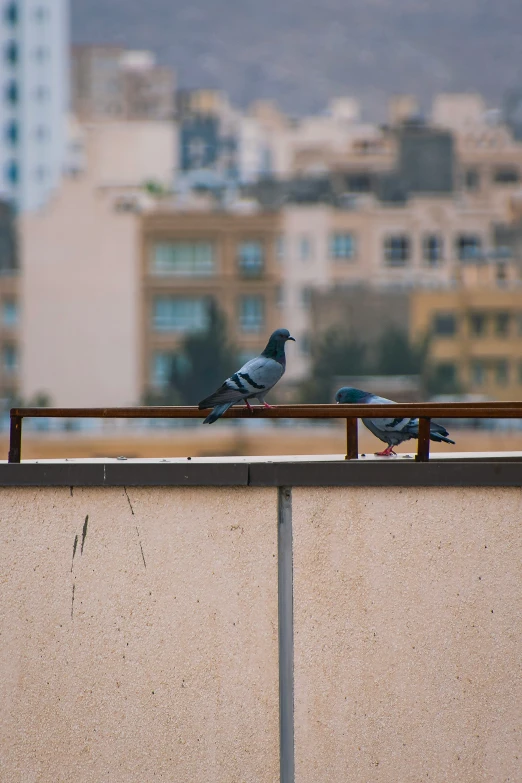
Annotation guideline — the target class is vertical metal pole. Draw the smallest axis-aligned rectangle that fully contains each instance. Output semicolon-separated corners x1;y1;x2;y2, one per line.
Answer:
278;487;294;783
8;414;22;463
416;417;431;462
345;417;358;460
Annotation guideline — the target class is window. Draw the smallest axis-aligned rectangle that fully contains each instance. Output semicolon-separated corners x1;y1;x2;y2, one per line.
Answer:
433;312;456;336
346;175;371;193
239;296;264;333
469;312;487;337
465;169;479;191
5;80;18;105
457;235;482;260
423;235;443;265
35;125;48;142
152;242;214;277
35;6;47;21
494;168;519;184
495;359;509;385
299;236;312;261
470;360;486;386
496;262;508;283
151;352;178;388
275;285;284;308
2;344;17;373
5;160;18;185
384;235;410;266
5;3;18;25
2;299;18;327
237;241;264;278
330;233;356;260
4;40;17;65
5;120;18;145
301;287;312;308
275;235;285;261
34;46;48;62
152;297;209;333
495;312;511;337
35;165;46;181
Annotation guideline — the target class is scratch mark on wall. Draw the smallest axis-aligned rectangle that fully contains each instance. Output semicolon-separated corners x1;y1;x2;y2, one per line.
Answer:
71;534;78;572
136;527;147;569
80;515;89;555
71;581;76;619
124;487;135;515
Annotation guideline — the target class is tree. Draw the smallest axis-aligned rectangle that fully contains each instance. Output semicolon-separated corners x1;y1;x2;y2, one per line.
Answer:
167;301;239;405
299;328;369;402
373;327;425;375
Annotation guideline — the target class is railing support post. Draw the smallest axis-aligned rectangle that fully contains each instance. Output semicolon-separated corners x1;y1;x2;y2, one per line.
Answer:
8;414;22;463
345;417;358;460
416;417;431;462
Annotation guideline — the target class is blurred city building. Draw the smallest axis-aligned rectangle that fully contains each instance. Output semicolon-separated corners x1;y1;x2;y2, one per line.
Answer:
72;45;175;122
411;257;522;401
17;81;522;405
0;199;18;401
141;209;282;401
0;0;69;211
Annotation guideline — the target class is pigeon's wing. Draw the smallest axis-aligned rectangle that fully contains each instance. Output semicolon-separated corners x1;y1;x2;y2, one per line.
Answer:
365;395;414;434
236;355;284;395
198;356;283;409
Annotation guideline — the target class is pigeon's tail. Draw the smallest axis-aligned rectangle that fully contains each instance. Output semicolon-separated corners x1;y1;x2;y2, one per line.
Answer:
202;402;233;424
429;432;456;445
428;421;455;445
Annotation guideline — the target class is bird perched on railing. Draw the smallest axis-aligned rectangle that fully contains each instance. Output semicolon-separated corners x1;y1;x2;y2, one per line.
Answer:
335;386;455;456
198;328;295;424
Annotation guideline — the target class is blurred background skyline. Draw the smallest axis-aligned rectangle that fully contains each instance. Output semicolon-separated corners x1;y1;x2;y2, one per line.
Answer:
71;0;522;118
1;0;522;457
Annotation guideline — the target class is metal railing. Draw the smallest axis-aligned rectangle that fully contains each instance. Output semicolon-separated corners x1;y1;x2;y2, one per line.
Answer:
7;401;522;463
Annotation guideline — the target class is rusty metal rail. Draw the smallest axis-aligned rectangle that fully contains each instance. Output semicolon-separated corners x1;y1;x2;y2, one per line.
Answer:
7;402;522;463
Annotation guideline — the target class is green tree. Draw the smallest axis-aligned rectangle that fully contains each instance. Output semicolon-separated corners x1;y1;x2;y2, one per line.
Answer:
167;301;239;405
373;327;425;375
299;328;369;402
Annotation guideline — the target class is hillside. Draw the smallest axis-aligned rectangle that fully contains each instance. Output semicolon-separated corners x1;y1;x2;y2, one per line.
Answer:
71;0;522;118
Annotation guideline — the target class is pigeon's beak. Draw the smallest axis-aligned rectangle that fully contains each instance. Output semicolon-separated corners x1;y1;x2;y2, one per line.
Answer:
287;336;295;341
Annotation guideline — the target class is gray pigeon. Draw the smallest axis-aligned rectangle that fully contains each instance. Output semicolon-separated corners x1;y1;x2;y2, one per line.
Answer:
335;386;455;456
198;328;295;424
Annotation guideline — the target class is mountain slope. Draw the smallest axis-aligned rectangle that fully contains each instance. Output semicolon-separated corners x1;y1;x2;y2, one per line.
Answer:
71;0;522;117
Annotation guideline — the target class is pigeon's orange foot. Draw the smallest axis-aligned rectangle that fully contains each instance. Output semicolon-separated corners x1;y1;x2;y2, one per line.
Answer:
375;446;396;457
262;402;274;409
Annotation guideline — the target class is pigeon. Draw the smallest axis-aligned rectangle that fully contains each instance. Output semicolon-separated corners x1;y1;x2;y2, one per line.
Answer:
335;386;455;456
198;328;295;424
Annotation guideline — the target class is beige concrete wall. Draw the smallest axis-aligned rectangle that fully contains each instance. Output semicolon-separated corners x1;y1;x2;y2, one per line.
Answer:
293;486;522;782
0;486;279;783
2;483;521;782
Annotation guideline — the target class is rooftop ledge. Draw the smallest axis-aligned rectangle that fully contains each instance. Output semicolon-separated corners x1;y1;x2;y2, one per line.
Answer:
1;452;522;487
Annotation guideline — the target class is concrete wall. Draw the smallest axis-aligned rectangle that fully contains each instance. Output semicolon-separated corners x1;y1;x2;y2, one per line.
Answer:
1;484;521;782
293;487;522;782
0;486;279;783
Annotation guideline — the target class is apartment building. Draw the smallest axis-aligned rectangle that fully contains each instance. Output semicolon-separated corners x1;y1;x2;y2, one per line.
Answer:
72;45;175;122
21;120;176;407
0;0;69;211
279;195;502;381
410;261;522;400
141;209;282;399
0;200;19;401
